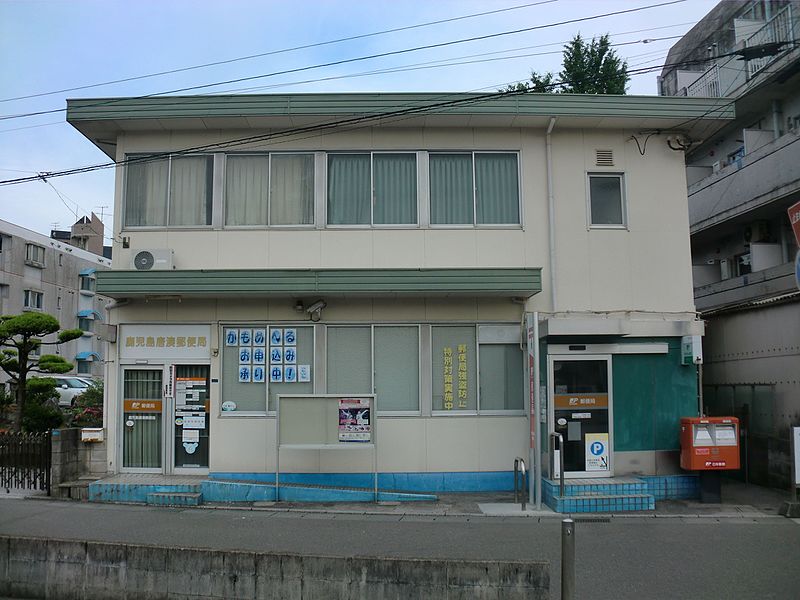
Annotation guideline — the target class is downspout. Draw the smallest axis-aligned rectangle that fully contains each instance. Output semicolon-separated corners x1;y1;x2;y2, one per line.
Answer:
546;117;558;312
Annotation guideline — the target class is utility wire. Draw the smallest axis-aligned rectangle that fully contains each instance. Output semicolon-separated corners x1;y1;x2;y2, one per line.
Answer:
0;57;736;189
0;0;686;122
0;0;558;104
0;24;695;133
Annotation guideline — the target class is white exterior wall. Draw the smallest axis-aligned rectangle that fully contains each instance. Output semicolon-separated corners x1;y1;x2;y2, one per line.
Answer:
111;126;693;316
102;123;698;476
105;298;528;475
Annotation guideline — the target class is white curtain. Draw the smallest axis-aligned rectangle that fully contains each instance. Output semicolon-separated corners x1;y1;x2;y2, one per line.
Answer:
226;156;269;226
270;154;314;225
125;158;168;226
170;156;211;226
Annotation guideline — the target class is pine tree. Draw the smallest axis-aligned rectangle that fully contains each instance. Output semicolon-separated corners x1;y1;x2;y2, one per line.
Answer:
0;313;82;432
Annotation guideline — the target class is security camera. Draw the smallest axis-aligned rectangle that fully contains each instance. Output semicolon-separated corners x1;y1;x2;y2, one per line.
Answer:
306;300;327;314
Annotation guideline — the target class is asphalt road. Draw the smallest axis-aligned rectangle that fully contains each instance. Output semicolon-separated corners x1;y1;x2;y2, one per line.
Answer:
1;498;799;599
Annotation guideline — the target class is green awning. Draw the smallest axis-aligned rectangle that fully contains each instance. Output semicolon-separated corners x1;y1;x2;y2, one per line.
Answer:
96;268;541;298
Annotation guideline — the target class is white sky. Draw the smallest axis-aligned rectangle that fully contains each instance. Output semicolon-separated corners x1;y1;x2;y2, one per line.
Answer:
0;0;720;239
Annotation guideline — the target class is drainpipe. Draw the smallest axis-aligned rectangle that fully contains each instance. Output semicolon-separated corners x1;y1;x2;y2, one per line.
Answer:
772;99;783;141
546;117;558;312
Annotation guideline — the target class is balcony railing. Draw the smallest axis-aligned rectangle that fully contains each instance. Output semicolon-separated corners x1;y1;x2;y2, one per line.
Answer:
686;65;720;97
746;5;794;77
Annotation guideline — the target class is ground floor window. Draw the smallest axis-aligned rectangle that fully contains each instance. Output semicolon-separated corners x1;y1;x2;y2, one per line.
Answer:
221;325;313;413
218;322;522;417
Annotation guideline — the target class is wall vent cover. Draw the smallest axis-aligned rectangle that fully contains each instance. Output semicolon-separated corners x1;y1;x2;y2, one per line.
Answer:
595;149;614;166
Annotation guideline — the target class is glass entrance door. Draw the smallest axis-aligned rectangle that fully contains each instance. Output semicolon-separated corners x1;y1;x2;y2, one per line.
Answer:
550;356;612;477
172;365;210;470
122;368;163;470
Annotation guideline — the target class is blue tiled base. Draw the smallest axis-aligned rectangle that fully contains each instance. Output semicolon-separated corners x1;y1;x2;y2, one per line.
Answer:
89;482;201;504
210;471;514;492
542;475;699;513
146;492;202;507
202;480;436;503
91;479;436;505
554;494;655;513
640;475;700;500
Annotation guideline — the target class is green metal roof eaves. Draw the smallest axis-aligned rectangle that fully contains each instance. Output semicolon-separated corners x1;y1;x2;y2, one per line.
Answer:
96;268;541;296
66;93;734;122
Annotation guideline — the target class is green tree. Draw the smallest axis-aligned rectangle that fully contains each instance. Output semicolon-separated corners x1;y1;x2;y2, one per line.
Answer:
0;313;82;432
504;34;629;95
22;377;64;433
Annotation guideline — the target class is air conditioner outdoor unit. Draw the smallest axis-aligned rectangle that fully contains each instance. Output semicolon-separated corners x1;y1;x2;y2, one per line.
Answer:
131;249;174;271
711;161;722;173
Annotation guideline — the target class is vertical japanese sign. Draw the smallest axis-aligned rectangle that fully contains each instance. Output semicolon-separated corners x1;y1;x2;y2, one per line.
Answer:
527;315;536;449
443;347;454;409
443;344;469;410
457;344;468;409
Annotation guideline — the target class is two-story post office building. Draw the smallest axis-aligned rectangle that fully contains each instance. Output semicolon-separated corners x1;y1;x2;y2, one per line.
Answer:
66;93;733;501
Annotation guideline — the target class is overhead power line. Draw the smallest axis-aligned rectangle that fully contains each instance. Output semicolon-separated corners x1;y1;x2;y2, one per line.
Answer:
0;57;736;189
0;0;558;104
0;0;686;123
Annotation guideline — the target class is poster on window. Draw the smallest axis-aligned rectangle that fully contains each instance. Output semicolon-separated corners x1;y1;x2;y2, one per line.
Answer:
338;397;371;442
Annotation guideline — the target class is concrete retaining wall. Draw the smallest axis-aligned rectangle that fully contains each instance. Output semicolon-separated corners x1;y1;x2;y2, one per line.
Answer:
0;535;550;599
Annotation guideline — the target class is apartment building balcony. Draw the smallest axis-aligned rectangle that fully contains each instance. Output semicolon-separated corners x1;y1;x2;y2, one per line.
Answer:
683;4;798;98
694;260;796;312
688;130;800;234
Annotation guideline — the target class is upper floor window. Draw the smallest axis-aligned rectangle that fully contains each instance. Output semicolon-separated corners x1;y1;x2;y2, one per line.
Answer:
23;289;43;310
226;153;314;226
327;153;417;225
25;243;45;267
430;152;520;225
125;155;213;227
588;173;626;227
78;317;93;331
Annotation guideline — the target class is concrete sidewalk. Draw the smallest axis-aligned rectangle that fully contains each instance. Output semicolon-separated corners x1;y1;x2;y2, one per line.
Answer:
6;477;792;519
1;484;799;600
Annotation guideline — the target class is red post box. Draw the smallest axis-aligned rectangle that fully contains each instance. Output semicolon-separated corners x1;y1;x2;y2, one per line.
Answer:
680;417;740;471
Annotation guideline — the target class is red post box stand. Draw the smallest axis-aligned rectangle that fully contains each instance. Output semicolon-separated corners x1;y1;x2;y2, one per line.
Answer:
680;417;740;503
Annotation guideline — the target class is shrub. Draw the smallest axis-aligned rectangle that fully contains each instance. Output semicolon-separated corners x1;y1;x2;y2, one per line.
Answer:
69;380;103;428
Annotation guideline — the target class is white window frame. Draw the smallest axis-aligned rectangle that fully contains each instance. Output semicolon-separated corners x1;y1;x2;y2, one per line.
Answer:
222;152;317;229
428;151;523;229
218;322;317;418
326;151;419;229
25;243;45;267
586;172;628;230
122;153;215;230
476;325;526;416
372;324;422;416
23;289;43;311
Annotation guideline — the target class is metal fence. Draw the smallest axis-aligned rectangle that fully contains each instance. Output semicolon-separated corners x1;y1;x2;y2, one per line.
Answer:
0;431;51;495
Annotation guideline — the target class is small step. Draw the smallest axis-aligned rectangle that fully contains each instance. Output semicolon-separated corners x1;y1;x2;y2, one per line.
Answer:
556;493;654;514
146;492;203;507
56;480;92;501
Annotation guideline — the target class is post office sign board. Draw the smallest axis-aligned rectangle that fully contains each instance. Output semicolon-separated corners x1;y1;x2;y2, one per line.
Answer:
120;325;211;360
